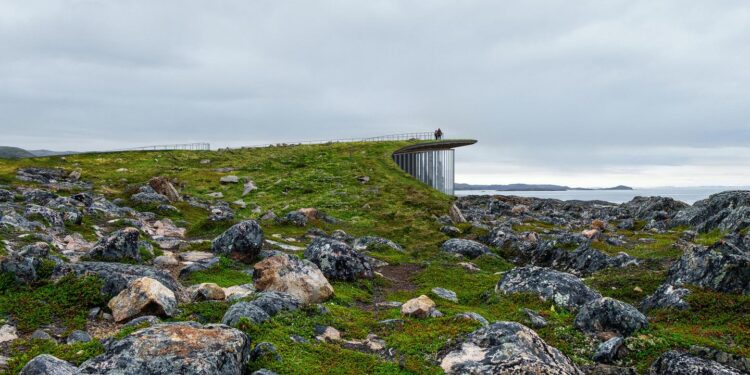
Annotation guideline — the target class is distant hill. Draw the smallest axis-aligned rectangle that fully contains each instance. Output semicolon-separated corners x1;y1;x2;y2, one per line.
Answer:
455;183;633;191
0;146;35;159
0;146;78;159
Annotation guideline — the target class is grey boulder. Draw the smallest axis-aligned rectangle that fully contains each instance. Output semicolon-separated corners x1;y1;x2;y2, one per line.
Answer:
86;227;141;263
212;220;264;262
304;237;374;281
441;238;491;259
574;297;648;337
19;354;77;375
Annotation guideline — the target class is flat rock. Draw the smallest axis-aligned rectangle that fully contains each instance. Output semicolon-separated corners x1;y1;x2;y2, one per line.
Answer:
440;238;491;259
496;266;601;310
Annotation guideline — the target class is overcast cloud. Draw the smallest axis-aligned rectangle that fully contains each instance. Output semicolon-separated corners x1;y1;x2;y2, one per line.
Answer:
2;1;750;187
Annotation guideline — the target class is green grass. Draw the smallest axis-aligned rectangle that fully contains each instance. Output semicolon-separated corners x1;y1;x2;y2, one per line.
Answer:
0;273;105;333
183;256;254;287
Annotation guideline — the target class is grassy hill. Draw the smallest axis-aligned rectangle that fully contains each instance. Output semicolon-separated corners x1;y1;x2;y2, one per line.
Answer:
0;146;34;159
0;141;747;374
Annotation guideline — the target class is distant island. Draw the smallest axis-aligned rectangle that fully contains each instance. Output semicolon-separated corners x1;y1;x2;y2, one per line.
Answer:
454;183;633;191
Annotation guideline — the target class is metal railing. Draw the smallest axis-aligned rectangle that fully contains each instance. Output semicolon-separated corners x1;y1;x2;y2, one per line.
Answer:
117;143;211;151
237;132;436;149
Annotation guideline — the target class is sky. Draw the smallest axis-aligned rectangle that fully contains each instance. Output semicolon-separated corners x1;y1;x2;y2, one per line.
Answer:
2;1;750;187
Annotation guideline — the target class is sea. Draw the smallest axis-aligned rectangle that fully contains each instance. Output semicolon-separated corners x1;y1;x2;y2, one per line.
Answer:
454;187;750;205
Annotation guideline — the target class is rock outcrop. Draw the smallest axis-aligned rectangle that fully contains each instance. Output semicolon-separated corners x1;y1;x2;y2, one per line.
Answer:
496;266;601;310
304;237;374;281
672;191;750;233
78;322;251;374
440;321;581;374
665;240;750;294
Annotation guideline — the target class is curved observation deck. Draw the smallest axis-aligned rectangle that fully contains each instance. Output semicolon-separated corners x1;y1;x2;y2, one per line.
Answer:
392;139;476;195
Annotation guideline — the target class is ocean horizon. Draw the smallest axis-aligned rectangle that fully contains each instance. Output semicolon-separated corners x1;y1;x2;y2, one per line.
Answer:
454;186;750;204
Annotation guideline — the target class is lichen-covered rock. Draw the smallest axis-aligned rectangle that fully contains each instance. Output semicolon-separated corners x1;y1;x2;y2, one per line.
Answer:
54;261;181;298
108;277;177;322
211;220;264;262
640;284;691;312
665;241;750;294
496;266;601;310
0;243;52;283
401;295;436;318
19;354;77;375
440;321;581;374
431;287;458;303
304;237;373;281
86;227;141;263
440;238;491;259
253;255;333;304
222;291;301;326
78;322;251;375
277;211;308;226
648;350;743;375
352;236;404;252
574;297;648;337
593;337;625;364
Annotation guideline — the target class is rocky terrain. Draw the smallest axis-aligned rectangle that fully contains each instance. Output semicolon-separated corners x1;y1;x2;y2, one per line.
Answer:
0;141;748;374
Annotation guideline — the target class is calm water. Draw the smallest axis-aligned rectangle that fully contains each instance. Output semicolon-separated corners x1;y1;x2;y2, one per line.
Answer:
455;187;750;205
